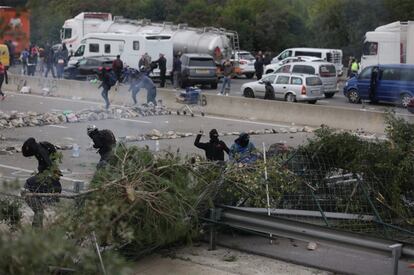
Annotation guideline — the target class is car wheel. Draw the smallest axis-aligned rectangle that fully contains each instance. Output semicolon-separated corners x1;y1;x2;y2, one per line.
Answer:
243;88;255;98
308;100;317;104
324;92;335;98
180;80;187;89
245;73;254;79
347;89;360;104
400;93;412;108
211;82;218;89
285;93;296;102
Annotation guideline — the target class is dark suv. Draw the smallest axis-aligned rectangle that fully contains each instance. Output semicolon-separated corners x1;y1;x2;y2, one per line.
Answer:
180;54;218;89
64;56;114;80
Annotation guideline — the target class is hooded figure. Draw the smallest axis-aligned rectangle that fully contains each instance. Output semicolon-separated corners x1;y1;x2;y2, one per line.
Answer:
194;129;229;161
229;133;257;164
22;137;62;228
87;126;116;168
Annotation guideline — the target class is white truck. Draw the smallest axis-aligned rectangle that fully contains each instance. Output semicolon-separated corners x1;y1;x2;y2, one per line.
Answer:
70;32;173;76
61;12;238;59
361;21;414;69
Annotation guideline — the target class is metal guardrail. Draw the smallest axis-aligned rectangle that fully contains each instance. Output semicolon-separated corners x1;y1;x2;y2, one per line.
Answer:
206;205;414;275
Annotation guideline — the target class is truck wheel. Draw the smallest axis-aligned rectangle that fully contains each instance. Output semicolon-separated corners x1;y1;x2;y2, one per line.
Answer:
285;93;296;102
243;88;255;98
347;89;360;104
245;73;254;79
324;92;335;98
401;93;412;108
180;81;187;89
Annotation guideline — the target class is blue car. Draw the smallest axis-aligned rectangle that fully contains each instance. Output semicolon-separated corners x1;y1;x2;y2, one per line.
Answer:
343;64;414;107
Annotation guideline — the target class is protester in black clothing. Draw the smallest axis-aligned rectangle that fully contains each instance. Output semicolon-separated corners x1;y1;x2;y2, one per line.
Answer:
156;53;167;87
22;137;62;228
254;53;264;80
369;67;379;102
172;54;182;89
194;129;229;161
87;125;116;168
44;46;56;78
112;55;124;81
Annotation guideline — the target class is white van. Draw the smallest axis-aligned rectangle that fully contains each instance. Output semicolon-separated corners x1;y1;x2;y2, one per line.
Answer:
274;61;338;98
69;32;173;76
272;48;343;76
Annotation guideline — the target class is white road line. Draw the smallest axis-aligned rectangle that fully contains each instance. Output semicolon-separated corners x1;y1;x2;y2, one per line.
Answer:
203;115;292;128
120;118;152;124
47;125;68;129
0;164;81;182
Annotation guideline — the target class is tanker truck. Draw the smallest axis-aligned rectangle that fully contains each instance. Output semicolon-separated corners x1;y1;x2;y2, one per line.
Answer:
61;13;238;60
361;21;414;69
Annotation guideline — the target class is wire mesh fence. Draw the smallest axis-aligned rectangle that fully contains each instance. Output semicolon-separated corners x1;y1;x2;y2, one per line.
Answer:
265;149;414;244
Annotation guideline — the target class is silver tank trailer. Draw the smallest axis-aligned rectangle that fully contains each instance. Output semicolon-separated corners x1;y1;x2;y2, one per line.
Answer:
99;19;233;57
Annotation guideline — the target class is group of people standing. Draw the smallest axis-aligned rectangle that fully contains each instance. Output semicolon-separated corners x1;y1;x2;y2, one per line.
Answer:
20;43;69;78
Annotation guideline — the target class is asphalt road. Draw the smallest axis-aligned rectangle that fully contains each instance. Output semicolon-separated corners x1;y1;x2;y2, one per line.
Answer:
0;92;313;187
8;66;410;115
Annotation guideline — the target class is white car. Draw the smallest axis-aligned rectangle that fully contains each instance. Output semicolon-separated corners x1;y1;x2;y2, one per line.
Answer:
265;56;324;75
231;50;255;79
240;73;324;103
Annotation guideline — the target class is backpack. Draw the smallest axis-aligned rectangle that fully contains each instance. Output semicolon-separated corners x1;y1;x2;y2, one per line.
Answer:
100;129;116;146
107;71;117;87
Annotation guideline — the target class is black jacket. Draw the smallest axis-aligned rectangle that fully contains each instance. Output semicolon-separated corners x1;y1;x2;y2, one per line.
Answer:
156;56;167;71
194;134;229;161
88;129;116;159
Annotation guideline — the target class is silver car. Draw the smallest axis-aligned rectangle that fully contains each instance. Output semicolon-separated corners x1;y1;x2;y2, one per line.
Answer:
241;73;324;104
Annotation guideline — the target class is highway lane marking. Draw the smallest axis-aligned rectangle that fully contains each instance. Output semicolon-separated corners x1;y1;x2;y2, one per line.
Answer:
47;125;68;128
0;164;81;182
203;115;292;128
120;118;152;124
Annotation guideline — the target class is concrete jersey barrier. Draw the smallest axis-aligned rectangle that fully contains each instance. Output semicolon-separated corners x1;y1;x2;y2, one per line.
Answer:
4;74;414;133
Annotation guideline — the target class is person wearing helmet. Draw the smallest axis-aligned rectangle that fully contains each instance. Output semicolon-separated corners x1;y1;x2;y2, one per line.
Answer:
87;125;116;168
21;137;62;228
229;133;258;164
194;129;229;161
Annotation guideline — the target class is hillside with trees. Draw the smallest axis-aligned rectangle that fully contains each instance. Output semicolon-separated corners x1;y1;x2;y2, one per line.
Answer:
4;0;414;58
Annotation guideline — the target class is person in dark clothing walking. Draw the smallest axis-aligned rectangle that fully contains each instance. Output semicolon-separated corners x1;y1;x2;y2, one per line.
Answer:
369;67;379;102
0;61;8;100
112;55;124;82
98;67;114;109
44;46;56;78
87;125;116;169
254;53;264;80
194;129;229;161
155;53;167;87
172;54;182;89
22;137;62;228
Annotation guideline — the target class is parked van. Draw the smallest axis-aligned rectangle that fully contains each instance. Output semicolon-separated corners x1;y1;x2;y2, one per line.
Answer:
272;48;343;76
0;44;10;67
69;32;173;76
274;61;338;98
343;64;414;107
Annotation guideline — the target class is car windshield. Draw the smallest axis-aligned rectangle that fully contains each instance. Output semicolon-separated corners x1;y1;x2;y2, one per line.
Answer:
319;65;336;77
306;76;323;86
189;58;215;67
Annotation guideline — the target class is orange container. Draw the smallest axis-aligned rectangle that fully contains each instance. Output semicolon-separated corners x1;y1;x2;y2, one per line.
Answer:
0;6;30;56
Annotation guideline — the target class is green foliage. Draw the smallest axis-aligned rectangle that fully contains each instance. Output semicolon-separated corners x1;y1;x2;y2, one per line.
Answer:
0;228;130;275
299;115;414;219
0;197;22;227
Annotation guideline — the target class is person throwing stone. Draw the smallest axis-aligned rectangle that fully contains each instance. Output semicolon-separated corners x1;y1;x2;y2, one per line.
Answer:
194;129;229;161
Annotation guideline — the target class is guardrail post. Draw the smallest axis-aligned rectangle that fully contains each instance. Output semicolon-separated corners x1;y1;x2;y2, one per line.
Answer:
209;208;221;251
390;243;402;275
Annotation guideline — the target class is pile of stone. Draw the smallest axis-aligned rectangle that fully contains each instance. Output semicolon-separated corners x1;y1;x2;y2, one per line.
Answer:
0;104;171;129
119;126;315;142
